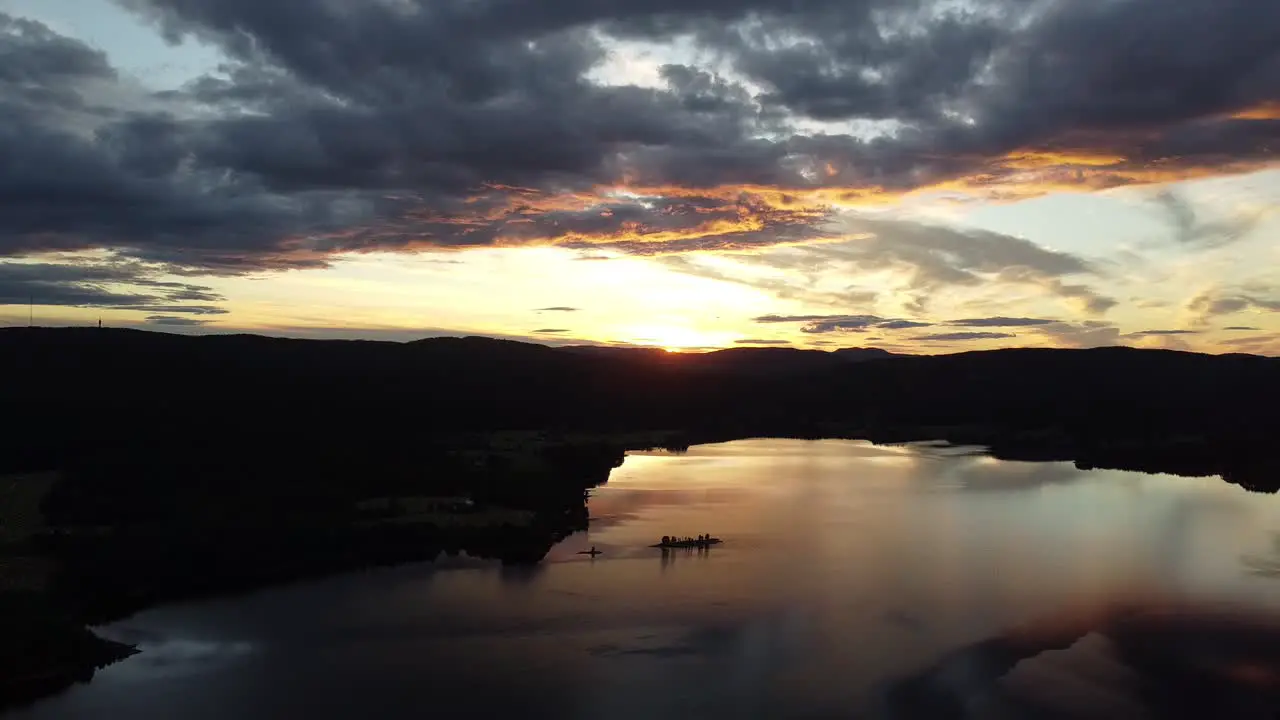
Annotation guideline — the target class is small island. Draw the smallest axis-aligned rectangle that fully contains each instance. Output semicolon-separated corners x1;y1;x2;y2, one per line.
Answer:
652;535;722;548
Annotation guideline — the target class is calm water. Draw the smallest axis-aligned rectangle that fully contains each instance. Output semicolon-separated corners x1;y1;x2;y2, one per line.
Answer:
15;439;1280;719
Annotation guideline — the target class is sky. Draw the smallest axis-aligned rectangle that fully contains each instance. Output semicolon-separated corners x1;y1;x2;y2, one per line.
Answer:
0;0;1277;354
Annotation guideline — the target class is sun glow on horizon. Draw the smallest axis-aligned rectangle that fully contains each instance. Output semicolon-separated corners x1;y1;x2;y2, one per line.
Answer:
618;324;732;351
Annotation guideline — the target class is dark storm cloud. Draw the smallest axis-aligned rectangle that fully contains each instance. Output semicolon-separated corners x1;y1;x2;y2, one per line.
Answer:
663;0;1280;191
3;0;1279;277
5;9;759;269
961;0;1279;155
0;113;368;273
0;13;117;116
0;260;227;311
914;331;1016;342
0;14;365;271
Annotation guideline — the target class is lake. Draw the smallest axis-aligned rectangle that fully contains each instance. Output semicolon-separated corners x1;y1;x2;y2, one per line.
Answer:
13;439;1280;719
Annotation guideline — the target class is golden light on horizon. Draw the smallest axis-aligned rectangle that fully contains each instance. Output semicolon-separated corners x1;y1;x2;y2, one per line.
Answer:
618;324;732;351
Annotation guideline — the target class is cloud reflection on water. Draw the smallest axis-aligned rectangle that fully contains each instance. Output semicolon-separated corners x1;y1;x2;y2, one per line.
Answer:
18;439;1280;720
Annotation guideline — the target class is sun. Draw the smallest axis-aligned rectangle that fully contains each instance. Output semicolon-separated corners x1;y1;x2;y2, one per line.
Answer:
620;324;726;352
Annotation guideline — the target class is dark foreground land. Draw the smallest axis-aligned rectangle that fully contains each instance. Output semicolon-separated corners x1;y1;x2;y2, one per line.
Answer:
2;327;1279;709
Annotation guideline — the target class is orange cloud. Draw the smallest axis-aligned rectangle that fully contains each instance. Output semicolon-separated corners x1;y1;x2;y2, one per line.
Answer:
999;151;1129;170
307;109;1280;260
1229;102;1280;121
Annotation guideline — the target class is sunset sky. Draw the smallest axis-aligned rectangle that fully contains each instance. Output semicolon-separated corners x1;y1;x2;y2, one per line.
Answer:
1;0;1277;353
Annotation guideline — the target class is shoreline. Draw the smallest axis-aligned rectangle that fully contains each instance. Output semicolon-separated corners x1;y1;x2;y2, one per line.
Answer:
4;428;1274;713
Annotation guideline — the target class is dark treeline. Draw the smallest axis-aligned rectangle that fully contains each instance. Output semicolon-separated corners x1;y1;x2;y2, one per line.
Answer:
2;327;1279;488
28;435;625;625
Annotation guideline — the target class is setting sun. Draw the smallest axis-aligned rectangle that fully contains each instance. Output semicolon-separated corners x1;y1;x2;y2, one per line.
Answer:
619;324;729;351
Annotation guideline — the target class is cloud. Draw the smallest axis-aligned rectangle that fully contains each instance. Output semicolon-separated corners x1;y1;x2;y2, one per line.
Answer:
532;328;570;333
752;312;1074;336
753;313;927;334
1032;321;1122;349
703;218;1111;315
1152;190;1267;248
0;0;1275;276
945;260;1117;315
1219;334;1280;356
797;317;881;334
0;259;227;313
663;256;880;309
754;314;873;324
121;304;228;315
535;307;580;312
1226;326;1262;331
0;16;358;273
733;338;791;345
145;315;211;326
0;13;116;113
1040;278;1119;315
797;219;1114;313
877;320;933;330
947;317;1057;327
913;331;1016;342
830;218;1093;284
1127;329;1199;337
1187;288;1280;322
186;325;590;345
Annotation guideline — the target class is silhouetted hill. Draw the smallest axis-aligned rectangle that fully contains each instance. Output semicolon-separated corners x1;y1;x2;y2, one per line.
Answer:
557;343;897;374
832;347;898;362
1;328;1278;489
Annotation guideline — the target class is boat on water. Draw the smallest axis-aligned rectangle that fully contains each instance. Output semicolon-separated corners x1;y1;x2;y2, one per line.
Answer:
651;536;722;549
577;546;603;556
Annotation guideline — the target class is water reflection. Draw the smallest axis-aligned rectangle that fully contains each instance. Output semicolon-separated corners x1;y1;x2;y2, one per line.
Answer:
876;599;1280;719
94;629;257;682
14;439;1280;720
1240;534;1280;578
657;546;713;574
